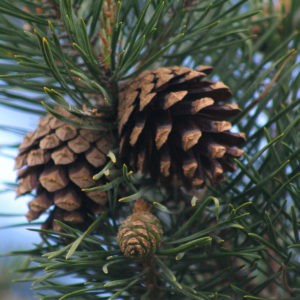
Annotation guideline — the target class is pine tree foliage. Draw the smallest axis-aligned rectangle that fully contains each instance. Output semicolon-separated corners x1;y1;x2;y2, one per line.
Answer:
0;0;299;299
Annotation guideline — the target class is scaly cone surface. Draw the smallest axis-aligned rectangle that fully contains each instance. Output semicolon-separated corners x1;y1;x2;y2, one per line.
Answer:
15;107;112;230
118;66;246;187
117;199;163;258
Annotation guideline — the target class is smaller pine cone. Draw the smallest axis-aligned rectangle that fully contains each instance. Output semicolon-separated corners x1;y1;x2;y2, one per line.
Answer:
117;199;163;258
15;107;112;230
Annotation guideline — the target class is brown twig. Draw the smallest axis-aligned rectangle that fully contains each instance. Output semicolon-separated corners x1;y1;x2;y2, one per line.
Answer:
142;255;159;300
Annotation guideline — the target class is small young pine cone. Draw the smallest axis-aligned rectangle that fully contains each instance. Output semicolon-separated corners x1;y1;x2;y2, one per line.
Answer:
117;199;163;258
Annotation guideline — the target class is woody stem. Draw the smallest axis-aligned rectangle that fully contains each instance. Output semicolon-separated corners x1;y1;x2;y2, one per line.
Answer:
142;255;159;300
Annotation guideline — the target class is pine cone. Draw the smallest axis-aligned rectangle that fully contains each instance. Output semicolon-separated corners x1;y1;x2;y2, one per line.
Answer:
15;107;112;230
117;199;163;258
118;66;246;187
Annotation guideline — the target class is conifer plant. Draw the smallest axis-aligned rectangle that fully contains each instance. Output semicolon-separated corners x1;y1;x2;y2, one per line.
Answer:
0;0;299;299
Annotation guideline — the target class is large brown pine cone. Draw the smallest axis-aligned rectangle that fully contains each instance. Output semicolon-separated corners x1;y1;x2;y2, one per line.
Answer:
15;107;112;230
118;66;246;187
